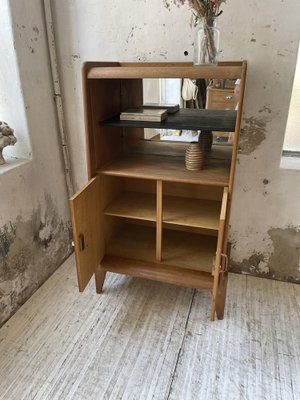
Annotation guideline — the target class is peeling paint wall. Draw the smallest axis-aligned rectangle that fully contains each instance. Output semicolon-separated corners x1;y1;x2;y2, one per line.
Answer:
52;0;300;283
0;0;71;327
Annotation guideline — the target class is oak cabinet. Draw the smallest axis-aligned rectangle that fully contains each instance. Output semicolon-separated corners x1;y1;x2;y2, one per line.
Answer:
69;61;247;320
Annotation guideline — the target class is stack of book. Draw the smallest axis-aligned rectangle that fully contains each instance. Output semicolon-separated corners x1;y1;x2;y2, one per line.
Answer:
142;103;179;114
120;103;179;122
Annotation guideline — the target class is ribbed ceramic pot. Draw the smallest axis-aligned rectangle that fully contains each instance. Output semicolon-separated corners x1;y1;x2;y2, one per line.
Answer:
185;142;204;171
199;130;213;153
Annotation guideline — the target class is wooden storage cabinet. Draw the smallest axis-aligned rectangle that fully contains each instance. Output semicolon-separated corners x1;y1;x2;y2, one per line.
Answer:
70;61;247;320
206;87;236;110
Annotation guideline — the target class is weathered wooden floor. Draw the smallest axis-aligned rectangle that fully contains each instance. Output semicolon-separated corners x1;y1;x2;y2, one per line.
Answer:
0;255;299;400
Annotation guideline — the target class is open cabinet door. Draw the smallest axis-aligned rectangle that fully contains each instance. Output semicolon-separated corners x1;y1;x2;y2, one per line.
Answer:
69;176;103;291
210;187;229;320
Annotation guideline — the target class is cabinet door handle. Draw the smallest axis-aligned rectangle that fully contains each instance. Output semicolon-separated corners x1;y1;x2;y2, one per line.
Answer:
79;233;85;252
226;95;233;100
221;253;229;272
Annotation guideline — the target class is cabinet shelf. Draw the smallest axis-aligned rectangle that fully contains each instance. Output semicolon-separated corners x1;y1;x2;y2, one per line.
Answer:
106;224;217;273
99;141;231;186
104;192;156;222
101;109;237;132
163;196;221;230
100;255;214;291
104;191;221;231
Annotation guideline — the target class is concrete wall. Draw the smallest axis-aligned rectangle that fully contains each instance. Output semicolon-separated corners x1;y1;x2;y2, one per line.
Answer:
0;0;72;327
0;0;31;160
52;0;300;283
1;0;299;328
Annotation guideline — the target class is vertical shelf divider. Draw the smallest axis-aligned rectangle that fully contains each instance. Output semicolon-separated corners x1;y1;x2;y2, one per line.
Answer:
156;180;163;262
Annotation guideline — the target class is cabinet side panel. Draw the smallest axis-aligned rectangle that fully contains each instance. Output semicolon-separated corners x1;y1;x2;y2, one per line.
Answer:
89;79;123;171
229;61;247;193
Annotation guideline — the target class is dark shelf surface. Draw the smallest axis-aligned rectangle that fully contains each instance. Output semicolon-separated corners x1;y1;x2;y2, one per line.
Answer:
101;109;237;132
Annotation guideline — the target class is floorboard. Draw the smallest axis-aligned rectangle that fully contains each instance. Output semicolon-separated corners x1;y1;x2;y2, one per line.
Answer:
0;256;299;400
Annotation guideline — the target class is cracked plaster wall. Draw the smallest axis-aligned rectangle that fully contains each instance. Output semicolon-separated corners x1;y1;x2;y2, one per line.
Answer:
0;0;72;327
52;0;300;283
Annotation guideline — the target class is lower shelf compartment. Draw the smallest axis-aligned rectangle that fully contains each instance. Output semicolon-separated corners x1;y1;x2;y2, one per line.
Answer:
105;223;217;273
101;255;214;291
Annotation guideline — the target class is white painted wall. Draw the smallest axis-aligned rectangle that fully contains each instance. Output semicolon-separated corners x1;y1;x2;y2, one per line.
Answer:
0;0;31;160
0;0;71;326
52;0;300;281
0;0;69;222
283;43;300;151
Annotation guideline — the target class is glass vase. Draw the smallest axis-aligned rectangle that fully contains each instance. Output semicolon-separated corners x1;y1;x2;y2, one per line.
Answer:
193;19;220;66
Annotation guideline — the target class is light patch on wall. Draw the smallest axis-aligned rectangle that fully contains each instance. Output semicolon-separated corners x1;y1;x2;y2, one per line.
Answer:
281;41;300;169
0;193;72;327
230;226;300;283
268;227;300;282
239;116;269;155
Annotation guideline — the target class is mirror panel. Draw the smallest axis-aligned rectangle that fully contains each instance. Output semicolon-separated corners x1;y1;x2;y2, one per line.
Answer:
142;78;240;145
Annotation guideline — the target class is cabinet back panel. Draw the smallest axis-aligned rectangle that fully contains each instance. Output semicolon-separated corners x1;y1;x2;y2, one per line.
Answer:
124;178;223;201
124;178;156;194
100;176;125;246
163;182;223;201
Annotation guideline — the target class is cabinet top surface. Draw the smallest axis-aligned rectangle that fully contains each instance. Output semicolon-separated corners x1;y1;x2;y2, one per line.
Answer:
86;61;246;80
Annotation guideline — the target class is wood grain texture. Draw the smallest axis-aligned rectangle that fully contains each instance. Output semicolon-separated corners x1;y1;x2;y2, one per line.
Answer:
106;224;217;273
211;187;229;320
90;79;123;171
121;79;144;150
228;61;247;194
100;153;230;186
95;264;106;293
82;62;120;178
104;191;157;221
69;176;102;291
206;87;236;110
99;141;231;187
164;196;221;230
0;256;299;400
87;65;243;80
101;256;213;290
124;178;224;201
156;180;163;262
70;175;124;291
104;191;222;231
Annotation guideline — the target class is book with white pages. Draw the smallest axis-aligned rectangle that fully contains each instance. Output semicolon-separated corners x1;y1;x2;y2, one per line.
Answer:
142;103;180;114
120;108;168;122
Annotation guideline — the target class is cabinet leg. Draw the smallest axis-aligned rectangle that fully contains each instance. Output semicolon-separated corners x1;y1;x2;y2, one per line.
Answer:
210;294;216;321
215;273;228;320
95;265;106;293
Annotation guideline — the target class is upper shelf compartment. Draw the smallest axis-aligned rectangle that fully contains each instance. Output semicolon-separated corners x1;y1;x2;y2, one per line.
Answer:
101;109;237;132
